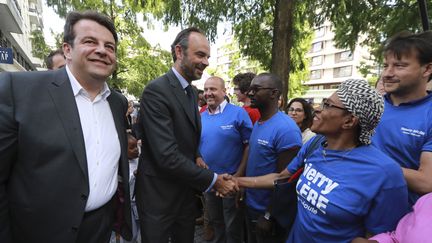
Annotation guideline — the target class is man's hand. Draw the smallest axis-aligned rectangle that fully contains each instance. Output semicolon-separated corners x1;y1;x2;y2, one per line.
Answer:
214;174;239;197
195;157;208;169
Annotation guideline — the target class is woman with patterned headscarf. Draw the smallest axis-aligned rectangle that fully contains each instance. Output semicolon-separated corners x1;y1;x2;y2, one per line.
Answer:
237;79;409;242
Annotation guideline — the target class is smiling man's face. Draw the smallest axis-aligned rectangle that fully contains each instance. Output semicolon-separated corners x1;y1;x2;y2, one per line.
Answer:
63;19;117;84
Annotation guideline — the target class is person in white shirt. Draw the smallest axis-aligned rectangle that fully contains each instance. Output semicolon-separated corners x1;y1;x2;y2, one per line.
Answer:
0;11;132;243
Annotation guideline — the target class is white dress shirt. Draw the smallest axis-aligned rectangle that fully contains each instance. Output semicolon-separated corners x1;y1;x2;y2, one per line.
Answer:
66;66;121;212
207;100;227;115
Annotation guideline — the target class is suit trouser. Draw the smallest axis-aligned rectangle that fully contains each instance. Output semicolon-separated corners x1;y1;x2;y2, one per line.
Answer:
204;192;244;243
76;198;115;243
137;174;197;243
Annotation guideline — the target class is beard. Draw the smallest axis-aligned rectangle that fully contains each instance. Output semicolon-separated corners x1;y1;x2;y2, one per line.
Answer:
180;56;205;82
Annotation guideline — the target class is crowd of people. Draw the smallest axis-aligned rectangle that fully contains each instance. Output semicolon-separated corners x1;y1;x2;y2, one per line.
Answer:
0;9;431;243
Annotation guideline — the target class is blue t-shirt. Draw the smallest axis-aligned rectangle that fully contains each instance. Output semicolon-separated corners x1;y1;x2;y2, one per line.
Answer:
286;139;409;243
199;103;253;174
372;92;432;205
245;111;302;211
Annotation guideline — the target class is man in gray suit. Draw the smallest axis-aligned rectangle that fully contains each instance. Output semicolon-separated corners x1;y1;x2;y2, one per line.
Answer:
136;27;238;243
0;11;131;243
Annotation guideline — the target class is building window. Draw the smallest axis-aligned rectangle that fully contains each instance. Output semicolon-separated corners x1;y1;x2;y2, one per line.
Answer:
311;42;323;53
311;56;323;66
335;50;353;63
309;85;324;90
315;27;325;38
330;84;340;89
333;66;352;78
310;70;322;80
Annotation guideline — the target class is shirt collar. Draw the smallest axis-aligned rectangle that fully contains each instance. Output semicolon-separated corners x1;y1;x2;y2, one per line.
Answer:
384;91;432;106
208;100;228;115
172;67;190;90
66;65;111;100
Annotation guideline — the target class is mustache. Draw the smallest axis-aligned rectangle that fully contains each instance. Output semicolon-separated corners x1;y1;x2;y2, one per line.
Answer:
383;78;399;83
196;63;207;70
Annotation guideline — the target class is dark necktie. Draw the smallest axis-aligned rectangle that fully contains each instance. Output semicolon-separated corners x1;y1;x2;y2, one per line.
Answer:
185;85;197;119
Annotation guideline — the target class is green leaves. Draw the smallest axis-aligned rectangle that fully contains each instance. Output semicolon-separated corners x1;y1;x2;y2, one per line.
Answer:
30;29;51;61
318;0;431;63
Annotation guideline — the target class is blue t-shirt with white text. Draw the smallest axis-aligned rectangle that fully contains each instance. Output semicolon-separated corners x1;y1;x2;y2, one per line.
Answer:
372;92;432;205
245;111;302;212
200;103;252;174
286;139;409;243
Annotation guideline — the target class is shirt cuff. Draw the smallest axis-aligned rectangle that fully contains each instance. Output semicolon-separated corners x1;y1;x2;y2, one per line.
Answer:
205;173;218;192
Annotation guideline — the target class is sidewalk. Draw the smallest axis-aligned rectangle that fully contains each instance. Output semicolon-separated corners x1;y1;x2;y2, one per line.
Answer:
110;225;206;243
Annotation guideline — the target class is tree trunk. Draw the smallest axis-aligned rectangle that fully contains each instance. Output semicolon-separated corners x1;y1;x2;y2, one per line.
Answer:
270;0;296;109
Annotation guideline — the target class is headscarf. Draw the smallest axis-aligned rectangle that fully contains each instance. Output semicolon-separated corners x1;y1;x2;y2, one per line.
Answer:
336;79;384;145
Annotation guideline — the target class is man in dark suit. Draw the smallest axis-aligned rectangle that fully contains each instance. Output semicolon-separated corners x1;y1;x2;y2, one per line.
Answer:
136;27;238;243
0;11;131;243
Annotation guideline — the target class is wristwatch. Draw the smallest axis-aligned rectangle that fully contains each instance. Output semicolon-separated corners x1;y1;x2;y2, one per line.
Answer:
264;211;271;220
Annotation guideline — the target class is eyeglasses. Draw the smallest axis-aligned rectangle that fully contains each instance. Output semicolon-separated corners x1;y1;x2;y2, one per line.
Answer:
287;107;304;113
247;86;275;94
320;98;347;111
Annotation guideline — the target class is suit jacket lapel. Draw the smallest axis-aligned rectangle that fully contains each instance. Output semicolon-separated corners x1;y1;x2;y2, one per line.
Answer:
47;68;89;181
107;93;127;167
167;70;198;130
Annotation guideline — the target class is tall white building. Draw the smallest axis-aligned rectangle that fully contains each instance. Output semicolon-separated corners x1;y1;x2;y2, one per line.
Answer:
302;22;376;103
210;29;262;91
0;0;44;72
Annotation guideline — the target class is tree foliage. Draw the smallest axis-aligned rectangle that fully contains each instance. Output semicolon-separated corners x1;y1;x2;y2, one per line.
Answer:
148;0;312;105
313;0;432;64
144;0;431;101
43;0;431;98
30;29;51;62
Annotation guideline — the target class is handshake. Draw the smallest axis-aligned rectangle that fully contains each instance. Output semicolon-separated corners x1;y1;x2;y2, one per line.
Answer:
213;174;239;197
196;157;240;197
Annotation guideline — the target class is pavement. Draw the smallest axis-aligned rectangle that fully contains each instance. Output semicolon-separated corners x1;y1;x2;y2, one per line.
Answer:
110;224;206;243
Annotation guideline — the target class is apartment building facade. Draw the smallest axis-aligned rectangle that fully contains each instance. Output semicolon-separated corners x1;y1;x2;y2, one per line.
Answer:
207;31;262;92
0;0;44;72
302;22;376;103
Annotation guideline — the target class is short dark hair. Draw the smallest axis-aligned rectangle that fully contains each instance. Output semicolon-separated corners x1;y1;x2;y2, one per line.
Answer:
417;31;432;81
286;98;314;131
232;72;256;94
255;73;283;93
384;31;432;67
63;11;118;47
171;27;205;62
45;49;64;70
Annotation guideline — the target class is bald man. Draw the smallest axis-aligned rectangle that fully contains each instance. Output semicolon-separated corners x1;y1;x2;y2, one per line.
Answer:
198;76;253;243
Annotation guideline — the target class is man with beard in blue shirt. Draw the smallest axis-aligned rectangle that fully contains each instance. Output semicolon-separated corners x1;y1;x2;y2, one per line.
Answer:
372;31;432;206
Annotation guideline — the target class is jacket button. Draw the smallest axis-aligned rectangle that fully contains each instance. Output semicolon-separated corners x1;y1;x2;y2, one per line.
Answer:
71;226;78;233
